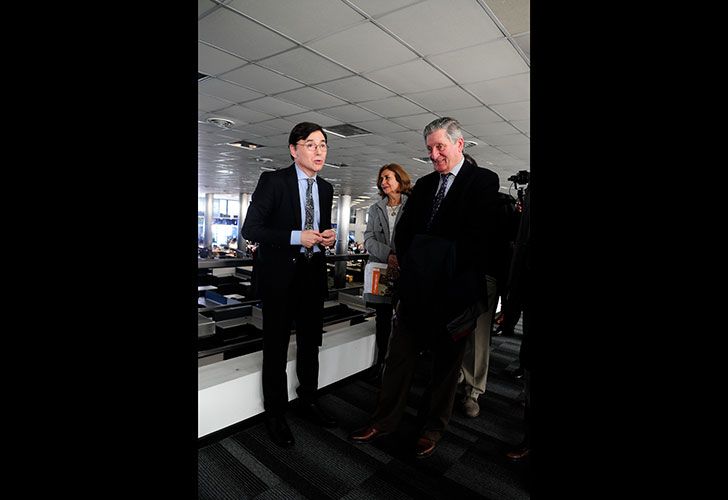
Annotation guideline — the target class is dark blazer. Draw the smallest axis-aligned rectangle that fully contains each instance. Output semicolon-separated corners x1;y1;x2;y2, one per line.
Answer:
241;164;334;299
395;155;500;333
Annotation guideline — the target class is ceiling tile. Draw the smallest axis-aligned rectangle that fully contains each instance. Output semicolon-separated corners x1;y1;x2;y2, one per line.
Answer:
243;96;310;117
308;22;417;73
365;59;452;94
513;33;530;60
446;106;502;125
319;104;382;123
198;78;264;104
510;119;529;134
358;96;427;117
198;8;296;61
463;121;519;136
405;86;481;112
276;87;347;109
285;111;344;127
221;64;303;94
350;118;408;135
491;100;530;121
227;0;364;43
482;0;530;36
258;48;354;85
198;94;234;112
391;112;440;131
429;39;529;85
198;42;247;76
348;0;424;18
222;105;277;124
482;133;530;146
463;73;529;105
377;0;501;56
317;76;394;102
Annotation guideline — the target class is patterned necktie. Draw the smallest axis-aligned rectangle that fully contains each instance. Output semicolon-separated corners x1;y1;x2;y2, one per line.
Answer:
427;173;451;231
304;178;315;259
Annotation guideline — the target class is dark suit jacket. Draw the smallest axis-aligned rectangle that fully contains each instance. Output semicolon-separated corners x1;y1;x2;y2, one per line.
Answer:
241;164;333;300
395;155;500;336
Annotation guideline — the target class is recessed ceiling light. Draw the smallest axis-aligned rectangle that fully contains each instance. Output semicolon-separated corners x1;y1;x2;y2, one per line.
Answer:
464;140;478;148
323;124;371;138
207;117;235;129
227;140;265;150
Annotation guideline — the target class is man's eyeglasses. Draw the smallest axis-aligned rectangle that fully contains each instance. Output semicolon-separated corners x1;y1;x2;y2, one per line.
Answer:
297;141;328;153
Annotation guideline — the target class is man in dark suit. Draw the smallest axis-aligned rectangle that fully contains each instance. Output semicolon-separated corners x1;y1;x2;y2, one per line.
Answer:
350;117;500;458
242;122;337;447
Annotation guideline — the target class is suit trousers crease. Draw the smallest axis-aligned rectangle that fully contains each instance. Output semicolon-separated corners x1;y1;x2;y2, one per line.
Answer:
262;253;324;415
371;305;466;442
372;302;394;365
460;275;498;398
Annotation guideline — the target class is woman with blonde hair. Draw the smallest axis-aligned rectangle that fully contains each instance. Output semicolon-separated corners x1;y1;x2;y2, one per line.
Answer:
363;163;412;384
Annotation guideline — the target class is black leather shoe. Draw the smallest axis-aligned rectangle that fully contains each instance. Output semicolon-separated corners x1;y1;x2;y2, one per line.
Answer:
506;446;530;461
350;425;390;443
297;401;337;428
265;415;294;448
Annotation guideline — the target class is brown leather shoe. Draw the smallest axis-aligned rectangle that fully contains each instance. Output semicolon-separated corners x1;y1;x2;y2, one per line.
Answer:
414;436;436;458
506;447;530;461
350;425;389;443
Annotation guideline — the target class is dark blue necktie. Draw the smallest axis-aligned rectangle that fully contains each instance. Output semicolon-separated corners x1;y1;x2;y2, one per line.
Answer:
427;173;451;231
304;178;314;259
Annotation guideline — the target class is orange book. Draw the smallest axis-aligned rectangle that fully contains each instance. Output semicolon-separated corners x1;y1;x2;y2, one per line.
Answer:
372;268;380;295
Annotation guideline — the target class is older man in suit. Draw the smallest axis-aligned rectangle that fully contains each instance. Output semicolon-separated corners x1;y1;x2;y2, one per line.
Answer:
242;122;337;447
350;117;500;458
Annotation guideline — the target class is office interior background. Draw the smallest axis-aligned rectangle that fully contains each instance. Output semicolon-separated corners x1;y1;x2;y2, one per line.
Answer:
197;1;531;498
198;0;529;246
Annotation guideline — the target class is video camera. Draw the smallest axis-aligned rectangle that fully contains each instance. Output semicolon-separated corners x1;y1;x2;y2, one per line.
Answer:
508;170;530;185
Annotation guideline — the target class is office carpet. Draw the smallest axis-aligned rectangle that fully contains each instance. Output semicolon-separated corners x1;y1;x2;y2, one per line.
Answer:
198;329;528;500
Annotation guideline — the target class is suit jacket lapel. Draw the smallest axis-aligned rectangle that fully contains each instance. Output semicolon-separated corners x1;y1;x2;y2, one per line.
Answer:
286;164;302;229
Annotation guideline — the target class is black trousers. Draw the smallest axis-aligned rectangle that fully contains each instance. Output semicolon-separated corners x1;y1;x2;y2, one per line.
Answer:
261;253;324;416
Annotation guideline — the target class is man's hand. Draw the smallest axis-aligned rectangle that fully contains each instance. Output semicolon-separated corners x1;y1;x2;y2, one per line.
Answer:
301;229;323;248
321;228;336;247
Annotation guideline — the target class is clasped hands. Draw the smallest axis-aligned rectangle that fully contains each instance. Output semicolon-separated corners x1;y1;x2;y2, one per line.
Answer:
302;228;336;249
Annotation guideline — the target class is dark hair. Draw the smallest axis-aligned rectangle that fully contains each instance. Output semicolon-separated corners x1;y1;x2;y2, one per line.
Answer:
377;163;412;197
288;122;327;159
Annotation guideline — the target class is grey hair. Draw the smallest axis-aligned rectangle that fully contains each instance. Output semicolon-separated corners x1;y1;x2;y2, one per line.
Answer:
422;117;463;143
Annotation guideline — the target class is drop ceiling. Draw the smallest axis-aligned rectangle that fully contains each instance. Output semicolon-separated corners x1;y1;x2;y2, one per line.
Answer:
198;0;529;209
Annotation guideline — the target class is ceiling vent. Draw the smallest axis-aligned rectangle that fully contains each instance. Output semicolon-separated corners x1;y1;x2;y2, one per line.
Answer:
227;140;265;150
323;124;371;138
207;117;235;129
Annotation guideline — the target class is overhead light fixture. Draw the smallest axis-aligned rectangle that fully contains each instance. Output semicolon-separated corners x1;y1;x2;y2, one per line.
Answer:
207;117;235;129
324;162;349;169
227;140;265;150
464;140;478;148
323;124;372;138
412;157;430;164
